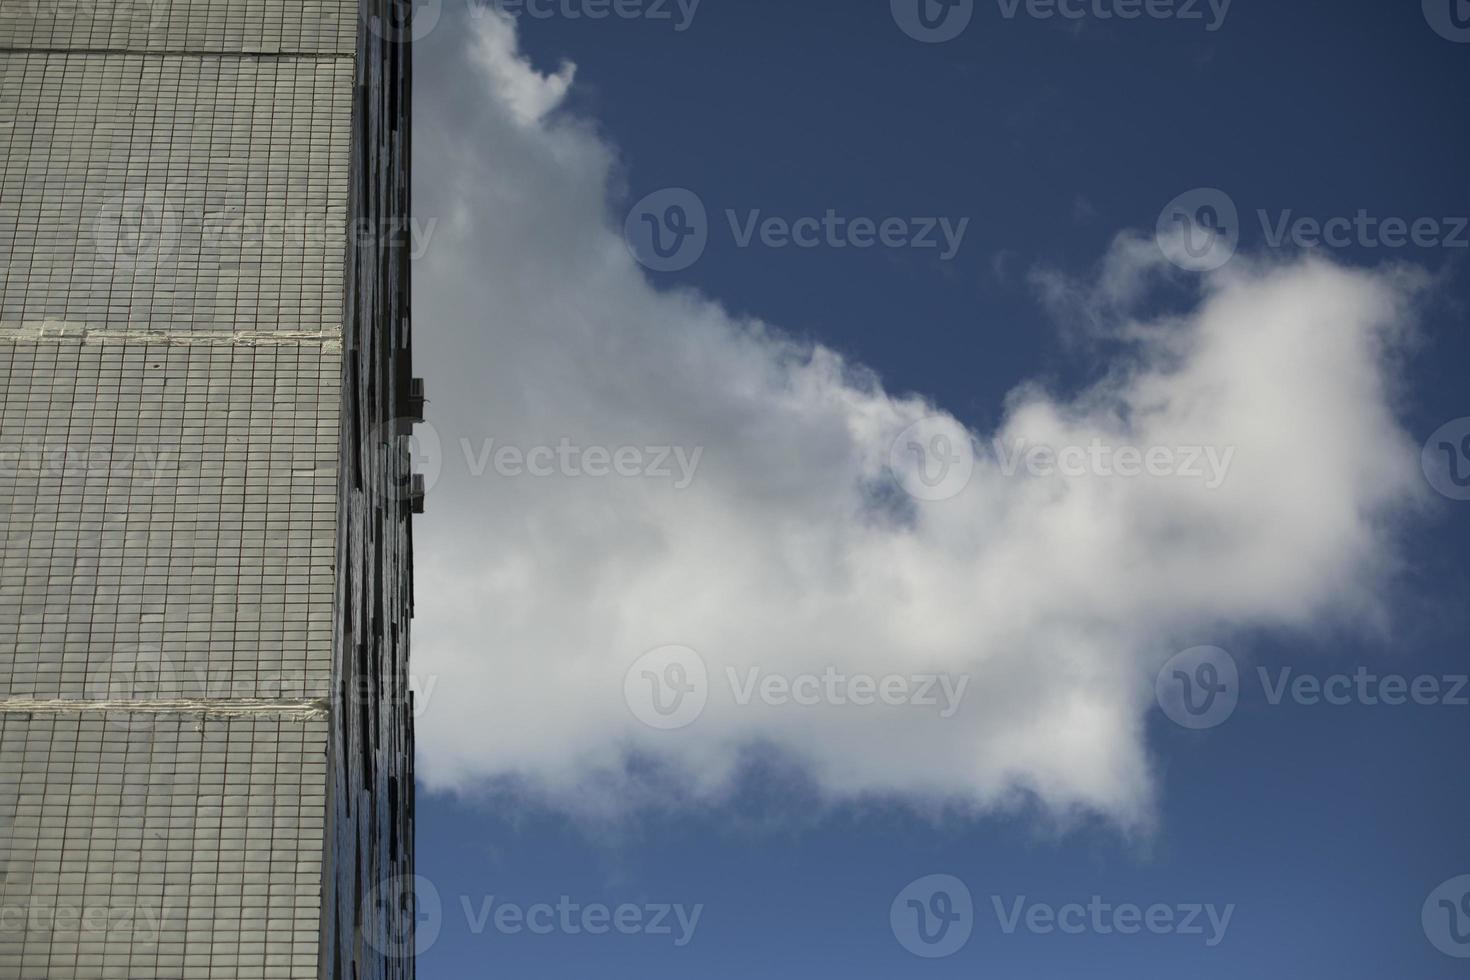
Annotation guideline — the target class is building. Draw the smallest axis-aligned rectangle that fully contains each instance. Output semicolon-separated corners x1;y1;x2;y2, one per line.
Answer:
0;1;420;976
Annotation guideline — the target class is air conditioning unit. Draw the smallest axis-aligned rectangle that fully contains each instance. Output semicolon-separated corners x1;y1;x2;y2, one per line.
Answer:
409;473;426;515
404;377;426;423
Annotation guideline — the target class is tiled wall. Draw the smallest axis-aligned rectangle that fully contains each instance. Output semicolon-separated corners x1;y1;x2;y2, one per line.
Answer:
0;338;339;702
0;0;357;54
0;711;328;978
0;1;415;978
0;53;352;331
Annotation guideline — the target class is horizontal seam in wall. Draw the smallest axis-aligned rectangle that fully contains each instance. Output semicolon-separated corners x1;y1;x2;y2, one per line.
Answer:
0;321;344;350
0;697;330;718
0;47;354;58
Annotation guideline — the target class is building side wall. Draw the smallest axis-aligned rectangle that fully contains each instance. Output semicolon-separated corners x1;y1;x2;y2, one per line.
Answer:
0;52;352;333
0;2;393;978
0;711;329;978
322;2;417;977
0;338;340;704
0;0;357;54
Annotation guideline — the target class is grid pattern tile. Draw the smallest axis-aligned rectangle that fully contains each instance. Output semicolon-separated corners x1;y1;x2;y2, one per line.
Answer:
0;711;328;980
0;52;353;333
0;1;400;977
0;0;358;55
0;337;339;702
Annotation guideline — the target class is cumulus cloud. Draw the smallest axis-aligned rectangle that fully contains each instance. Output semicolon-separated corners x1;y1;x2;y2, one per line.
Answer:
463;8;574;125
409;10;1428;827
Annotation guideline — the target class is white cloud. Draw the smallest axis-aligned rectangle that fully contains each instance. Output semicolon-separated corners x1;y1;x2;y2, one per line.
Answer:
410;11;1429;827
463;8;575;125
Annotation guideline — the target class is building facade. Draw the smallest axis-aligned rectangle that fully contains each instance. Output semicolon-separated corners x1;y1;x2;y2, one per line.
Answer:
0;1;418;977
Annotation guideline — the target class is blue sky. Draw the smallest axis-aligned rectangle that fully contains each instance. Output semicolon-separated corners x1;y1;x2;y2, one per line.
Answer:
406;0;1470;975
